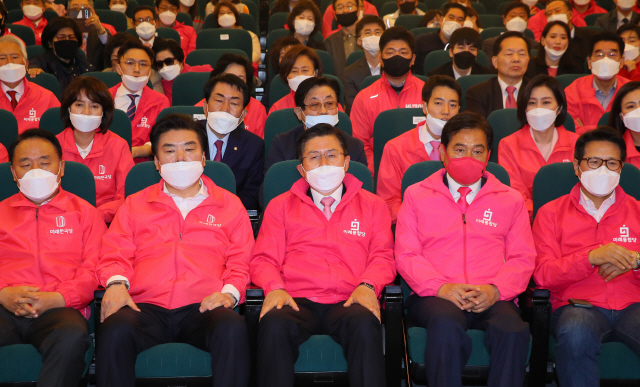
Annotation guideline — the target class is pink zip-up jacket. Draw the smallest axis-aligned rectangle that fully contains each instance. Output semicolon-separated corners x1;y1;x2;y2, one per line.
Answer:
250;174;396;302
0;189;106;318
97;175;254;308
533;184;640;311
396;169;536;301
350;73;425;174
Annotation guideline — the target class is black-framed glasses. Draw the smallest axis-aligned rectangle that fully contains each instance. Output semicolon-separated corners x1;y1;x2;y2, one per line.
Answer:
580;157;622;171
303;101;338;111
155;57;177;68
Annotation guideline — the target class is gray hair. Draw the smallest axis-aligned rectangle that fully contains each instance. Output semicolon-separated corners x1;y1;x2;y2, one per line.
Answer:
0;35;28;61
67;0;95;10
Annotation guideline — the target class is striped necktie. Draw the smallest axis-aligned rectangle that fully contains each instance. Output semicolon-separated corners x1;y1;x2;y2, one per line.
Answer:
126;94;137;121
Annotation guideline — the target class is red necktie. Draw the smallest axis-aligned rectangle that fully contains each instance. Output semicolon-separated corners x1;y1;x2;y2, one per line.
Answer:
457;186;472;214
7;90;17;111
429;141;441;161
213;140;223;162
321;196;335;220
505;86;516;109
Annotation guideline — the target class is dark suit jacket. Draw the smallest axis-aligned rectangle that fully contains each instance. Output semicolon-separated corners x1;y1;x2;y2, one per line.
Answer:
525;55;584;78
482;35;539;61
30;50;93;92
427;62;495;78
565;27;597;72
87;29;111;71
343;56;373;114
200;121;265;211
594;9;640;33
264;124;367;174
324;29;362;86
414;32;447;75
465;76;529;118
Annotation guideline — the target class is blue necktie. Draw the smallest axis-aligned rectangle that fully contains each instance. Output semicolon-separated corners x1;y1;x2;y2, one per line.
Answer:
126;94;137;121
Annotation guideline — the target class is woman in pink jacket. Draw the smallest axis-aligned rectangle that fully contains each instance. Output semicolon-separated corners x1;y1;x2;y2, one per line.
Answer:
56;76;134;224
499;75;579;219
608;81;640;169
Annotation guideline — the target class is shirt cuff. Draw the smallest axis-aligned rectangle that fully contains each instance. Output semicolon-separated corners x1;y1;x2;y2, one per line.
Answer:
98;29;108;44
221;284;240;307
107;275;130;290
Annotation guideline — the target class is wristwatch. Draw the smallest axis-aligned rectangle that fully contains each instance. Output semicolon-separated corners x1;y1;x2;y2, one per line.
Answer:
359;282;375;292
635;251;640;270
106;280;129;290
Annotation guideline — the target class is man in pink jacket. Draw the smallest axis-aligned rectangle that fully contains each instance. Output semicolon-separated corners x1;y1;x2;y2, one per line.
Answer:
566;32;630;134
96;114;253;387
377;75;461;223
251;124;396;387
350;26;425;175
533;127;640;387
0;129;106;387
396;112;536;387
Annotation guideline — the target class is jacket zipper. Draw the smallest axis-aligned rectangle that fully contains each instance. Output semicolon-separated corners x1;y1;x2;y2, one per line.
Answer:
462;213;468;284
35;208;46;285
168;215;184;308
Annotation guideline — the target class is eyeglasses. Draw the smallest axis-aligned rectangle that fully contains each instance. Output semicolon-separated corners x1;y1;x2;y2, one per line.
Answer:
155;57;177;68
303;151;344;168
120;59;151;70
55;34;78;41
580;157;622;171
134;17;155;24
335;2;356;11
304;101;338;111
592;51;621;60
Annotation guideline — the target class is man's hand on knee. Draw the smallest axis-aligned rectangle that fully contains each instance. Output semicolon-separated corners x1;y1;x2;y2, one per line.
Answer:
101;284;140;323
200;292;236;312
344;284;381;322
437;283;480;310
0;286;40;315
260;289;299;320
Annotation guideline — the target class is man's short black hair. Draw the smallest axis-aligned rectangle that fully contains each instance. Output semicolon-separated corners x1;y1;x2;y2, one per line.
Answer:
503;1;530;19
203;73;250;109
150;113;208;158
297;123;348;161
9;129;62;163
294;77;341;108
133;5;157;19
441;2;466;17
117;38;154;62
379;26;415;54
589;31;625;56
574;126;627;162
449;27;481;50
422;74;461;104
156;0;179;8
440;111;494;151
355;15;385;38
492;30;530;57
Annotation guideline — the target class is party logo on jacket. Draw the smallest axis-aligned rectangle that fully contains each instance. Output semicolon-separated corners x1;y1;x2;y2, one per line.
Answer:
613;225;637;243
50;215;73;234
343;219;366;237
476;209;497;228
199;214;222;227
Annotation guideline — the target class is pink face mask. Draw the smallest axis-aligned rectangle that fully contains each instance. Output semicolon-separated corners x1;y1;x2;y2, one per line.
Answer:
441;144;490;186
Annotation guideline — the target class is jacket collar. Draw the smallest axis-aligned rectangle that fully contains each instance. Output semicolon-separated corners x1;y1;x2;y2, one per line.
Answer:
290;173;362;214
407;125;431;158
380;72;419;94
59;127;105;158
9;187;70;212
146;174;225;211
568;183;627;219
517;124;573;154
421;168;508;203
623;130;640;160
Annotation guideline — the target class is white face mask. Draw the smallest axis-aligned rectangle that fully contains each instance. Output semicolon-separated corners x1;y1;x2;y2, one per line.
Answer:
136;22;156;40
110;3;127;13
159;10;176;25
294;19;315;35
160;161;203;190
591;57;620;80
522;0;537;6
526;107;558;131
544;45;567;61
425;113;447;136
303;164;346;193
625;44;640;62
122;74;148;92
506;17;527;32
0;63;26;83
288;74;313;92
180;0;195;6
442;20;461;39
580;165;620;197
623;107;640;132
69;111;102;133
18;167;60;202
573;0;590;5
22;4;43;20
463;19;474;28
218;14;236;28
159;63;181;81
361;35;380;55
207;110;242;135
303;112;339;128
618;0;635;10
547;13;569;24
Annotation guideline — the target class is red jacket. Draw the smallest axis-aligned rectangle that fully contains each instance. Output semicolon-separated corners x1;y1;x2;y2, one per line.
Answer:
528;10;587;40
250;174;396;303
376;125;429;223
172;21;197;56
572;0;606;18
98;175;254;308
498;125;578;218
533;184;640;311
623;129;640;170
56;128;134;224
350;73;425;174
396;169;536;301
13;16;47;45
322;1;379;39
161;63;212;106
0;79;60;134
0;189;106;318
619;64;640;81
195;96;268;139
566;74;629;135
0;143;7;163
109;83;170;148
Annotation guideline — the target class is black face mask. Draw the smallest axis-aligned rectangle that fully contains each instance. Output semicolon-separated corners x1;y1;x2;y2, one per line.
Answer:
53;40;79;60
399;1;416;14
336;10;358;27
382;55;412;77
453;51;476;70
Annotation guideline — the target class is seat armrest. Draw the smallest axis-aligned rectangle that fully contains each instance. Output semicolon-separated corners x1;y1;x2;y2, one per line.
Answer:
245;285;264;386
528;288;551;387
382;284;403;387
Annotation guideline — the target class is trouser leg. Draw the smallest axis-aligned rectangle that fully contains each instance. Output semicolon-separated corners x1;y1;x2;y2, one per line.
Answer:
612;302;640;356
0;305;23;347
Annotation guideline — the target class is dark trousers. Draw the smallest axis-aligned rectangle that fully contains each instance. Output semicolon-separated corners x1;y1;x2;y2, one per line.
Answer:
96;303;250;387
257;298;385;387
0;306;90;387
406;296;530;387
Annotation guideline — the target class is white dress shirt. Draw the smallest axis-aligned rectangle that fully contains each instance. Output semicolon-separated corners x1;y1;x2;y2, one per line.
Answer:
1;80;25;103
368;61;381;76
579;188;616;223
310;184;343;213
115;84;142;113
497;76;523;109
418;123;439;155
206;127;230;160
446;173;483;205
